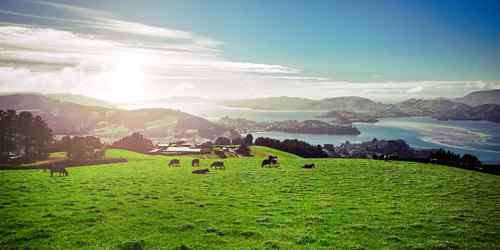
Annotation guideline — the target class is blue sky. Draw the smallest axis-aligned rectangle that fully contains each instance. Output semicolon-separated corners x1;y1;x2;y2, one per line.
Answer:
0;0;499;102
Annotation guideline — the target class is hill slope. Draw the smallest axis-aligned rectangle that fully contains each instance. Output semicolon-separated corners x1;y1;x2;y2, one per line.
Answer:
0;94;237;142
46;93;116;108
455;89;500;106
221;96;316;110
220;96;395;112
0;148;498;249
220;94;500;122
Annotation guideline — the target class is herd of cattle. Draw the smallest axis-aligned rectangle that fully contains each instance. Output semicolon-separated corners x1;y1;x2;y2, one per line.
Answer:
45;154;316;176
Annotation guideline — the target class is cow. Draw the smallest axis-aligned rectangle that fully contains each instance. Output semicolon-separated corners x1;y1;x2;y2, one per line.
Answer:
210;161;225;170
192;159;200;167
302;163;315;169
383;154;399;161
192;169;209;174
49;163;68;176
261;155;278;168
168;159;181;167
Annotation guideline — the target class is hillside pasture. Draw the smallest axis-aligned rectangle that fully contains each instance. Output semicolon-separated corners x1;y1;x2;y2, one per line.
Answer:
0;147;499;249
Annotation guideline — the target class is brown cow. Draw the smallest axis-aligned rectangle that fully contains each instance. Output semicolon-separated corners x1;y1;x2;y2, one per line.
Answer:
168;159;180;167
49;163;68;176
192;159;200;167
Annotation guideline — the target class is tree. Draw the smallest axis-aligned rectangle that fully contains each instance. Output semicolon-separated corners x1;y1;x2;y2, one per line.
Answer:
255;137;327;158
0;110;18;161
231;136;244;145
461;154;481;170
244;134;254;145
63;136;104;161
0;110;52;163
235;144;251;156
431;149;461;167
111;132;153;153
214;137;231;145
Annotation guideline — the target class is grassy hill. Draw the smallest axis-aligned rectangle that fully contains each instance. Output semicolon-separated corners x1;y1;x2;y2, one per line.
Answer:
1;147;499;249
46;93;116;108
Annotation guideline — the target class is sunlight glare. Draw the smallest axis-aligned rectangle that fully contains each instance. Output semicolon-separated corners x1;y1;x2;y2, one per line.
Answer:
102;52;149;102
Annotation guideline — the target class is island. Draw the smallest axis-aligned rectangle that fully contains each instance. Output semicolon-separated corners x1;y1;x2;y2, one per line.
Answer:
218;117;361;135
316;111;379;124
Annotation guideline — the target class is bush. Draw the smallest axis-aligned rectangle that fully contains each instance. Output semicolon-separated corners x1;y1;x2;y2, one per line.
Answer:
112;132;153;153
59;136;104;161
214;137;231;145
235;144;251;156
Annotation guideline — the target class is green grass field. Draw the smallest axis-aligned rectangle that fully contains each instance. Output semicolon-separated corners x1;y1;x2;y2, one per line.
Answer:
1;147;499;249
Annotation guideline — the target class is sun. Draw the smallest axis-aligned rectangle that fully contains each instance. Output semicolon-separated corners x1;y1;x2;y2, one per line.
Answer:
101;53;149;103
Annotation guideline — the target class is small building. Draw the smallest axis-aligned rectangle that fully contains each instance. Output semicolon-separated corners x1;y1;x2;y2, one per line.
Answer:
164;146;201;153
150;143;203;155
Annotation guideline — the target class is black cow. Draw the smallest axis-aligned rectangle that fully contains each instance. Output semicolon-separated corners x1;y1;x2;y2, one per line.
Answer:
211;161;225;170
302;163;315;169
192;169;209;174
261;155;278;168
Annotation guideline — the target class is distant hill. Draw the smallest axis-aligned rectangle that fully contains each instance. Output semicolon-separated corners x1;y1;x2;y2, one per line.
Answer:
396;98;500;123
454;89;500;106
221;96;316;110
46;93;116;108
307;96;384;112
219;93;500;123
220;96;401;113
0;94;238;142
396;98;472;116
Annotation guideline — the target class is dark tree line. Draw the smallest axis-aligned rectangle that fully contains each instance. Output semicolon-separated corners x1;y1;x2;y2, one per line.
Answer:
431;149;481;170
111;132;153;153
0;110;53;163
255;137;327;158
214;134;254;146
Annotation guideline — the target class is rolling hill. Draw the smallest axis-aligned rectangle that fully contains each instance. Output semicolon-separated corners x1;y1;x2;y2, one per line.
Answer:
0;147;498;249
46;93;116;108
0;94;238;142
219;91;500;122
455;89;500;106
221;96;316;110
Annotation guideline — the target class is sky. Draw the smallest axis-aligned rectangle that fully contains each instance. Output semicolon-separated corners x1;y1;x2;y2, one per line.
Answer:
0;0;499;102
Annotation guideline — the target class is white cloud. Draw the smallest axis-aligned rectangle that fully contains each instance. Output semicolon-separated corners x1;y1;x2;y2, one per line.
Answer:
171;82;196;96
407;85;424;93
30;0;114;18
272;76;329;81
0;1;498;102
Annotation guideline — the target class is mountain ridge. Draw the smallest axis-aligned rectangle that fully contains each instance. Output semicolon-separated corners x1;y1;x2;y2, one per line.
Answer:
218;90;500;123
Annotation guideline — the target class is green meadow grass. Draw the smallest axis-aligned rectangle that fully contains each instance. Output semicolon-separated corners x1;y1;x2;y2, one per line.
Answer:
1;147;499;249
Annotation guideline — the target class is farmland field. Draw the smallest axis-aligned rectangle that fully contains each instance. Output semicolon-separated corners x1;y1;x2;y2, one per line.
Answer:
0;147;499;249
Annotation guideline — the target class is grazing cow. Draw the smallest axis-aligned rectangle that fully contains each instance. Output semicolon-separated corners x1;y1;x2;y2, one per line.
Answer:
210;161;225;170
261;155;279;168
192;159;200;167
49;163;68;176
302;163;315;169
383;154;399;161
168;159;181;167
192;169;209;174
